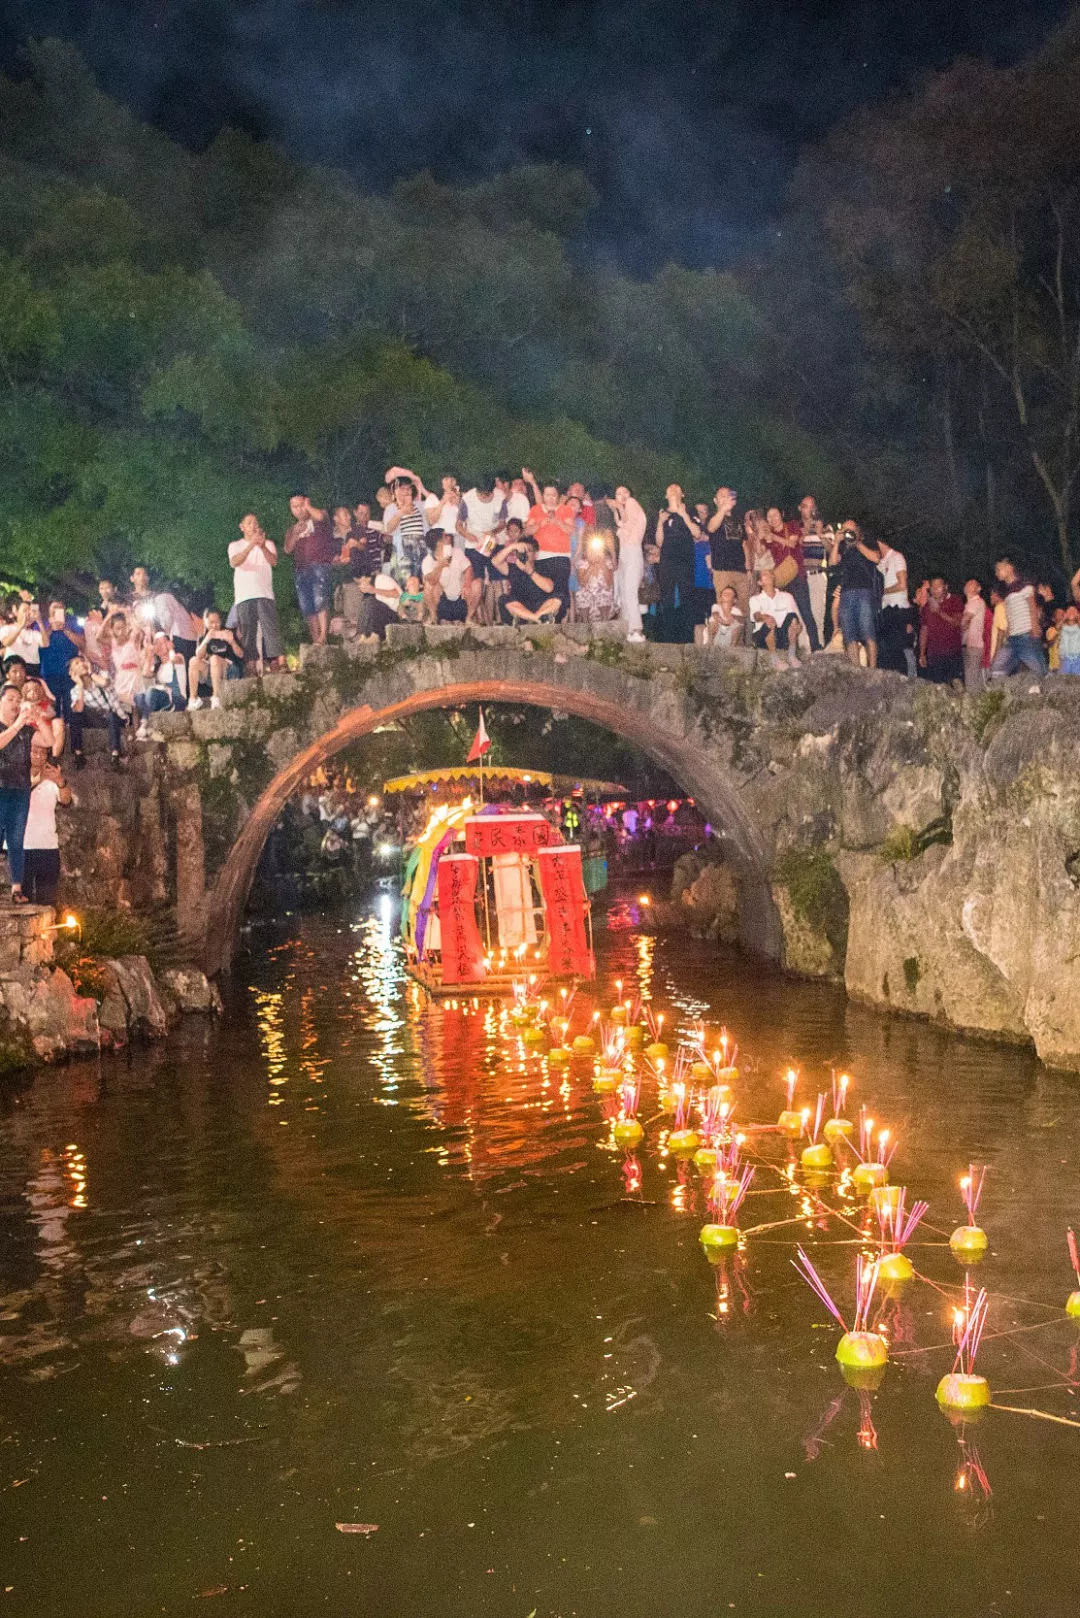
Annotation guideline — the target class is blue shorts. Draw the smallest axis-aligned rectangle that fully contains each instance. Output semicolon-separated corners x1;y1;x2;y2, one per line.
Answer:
838;588;877;645
295;563;333;617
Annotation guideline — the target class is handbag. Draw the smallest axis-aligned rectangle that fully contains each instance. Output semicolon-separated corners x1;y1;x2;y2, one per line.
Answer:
774;553;798;589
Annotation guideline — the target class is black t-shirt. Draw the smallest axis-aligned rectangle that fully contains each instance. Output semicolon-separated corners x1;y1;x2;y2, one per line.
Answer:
658;513;696;586
838;545;879;592
0;725;32;790
709;516;746;572
507;561;551;615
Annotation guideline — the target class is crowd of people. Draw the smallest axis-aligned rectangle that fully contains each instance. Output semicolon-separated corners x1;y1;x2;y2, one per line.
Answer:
263;471;1080;682
4;465;1080;908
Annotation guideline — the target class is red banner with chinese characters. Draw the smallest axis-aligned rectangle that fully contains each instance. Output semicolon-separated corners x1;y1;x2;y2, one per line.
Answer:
437;855;486;984
464;815;559;858
536;846;595;979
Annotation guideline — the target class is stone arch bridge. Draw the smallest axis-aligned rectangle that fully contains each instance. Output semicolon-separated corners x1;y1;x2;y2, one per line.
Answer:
115;623;1080;1071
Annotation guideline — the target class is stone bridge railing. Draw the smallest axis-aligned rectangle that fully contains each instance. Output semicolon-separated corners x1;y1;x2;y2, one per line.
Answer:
103;621;1080;1071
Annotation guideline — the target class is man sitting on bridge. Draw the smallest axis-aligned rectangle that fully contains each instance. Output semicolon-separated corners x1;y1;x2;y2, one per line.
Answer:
490;531;563;624
749;569;803;667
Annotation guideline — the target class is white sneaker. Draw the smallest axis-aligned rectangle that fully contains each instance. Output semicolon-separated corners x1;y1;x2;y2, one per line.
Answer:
210;695;221;709
627;631;646;644
135;721;149;740
788;651;800;669
187;697;204;710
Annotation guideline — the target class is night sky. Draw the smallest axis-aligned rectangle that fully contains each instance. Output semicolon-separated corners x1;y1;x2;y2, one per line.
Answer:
0;0;1074;269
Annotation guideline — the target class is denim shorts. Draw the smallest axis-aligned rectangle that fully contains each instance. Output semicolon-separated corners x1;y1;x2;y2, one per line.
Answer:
838;588;877;644
295;563;333;617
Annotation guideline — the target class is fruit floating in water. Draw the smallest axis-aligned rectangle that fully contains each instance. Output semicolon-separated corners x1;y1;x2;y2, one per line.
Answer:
693;1146;717;1171
949;1225;988;1258
876;1251;914;1283
836;1331;888;1370
699;1223;739;1252
800;1142;833;1170
669;1129;700;1156
572;1034;596;1054
592;1070;620;1093
625;1026;646;1048
645;1041;669;1061
851;1161;889;1193
613;1119;643;1148
778;1110;803;1136
690;1061;713;1081
522;1026;546;1046
547;1047;571;1066
870;1184;903;1218
609;1006;627;1025
935;1373;990;1414
823;1117;854;1143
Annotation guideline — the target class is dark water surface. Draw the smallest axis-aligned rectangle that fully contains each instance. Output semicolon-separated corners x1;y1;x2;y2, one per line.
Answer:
2;902;1080;1618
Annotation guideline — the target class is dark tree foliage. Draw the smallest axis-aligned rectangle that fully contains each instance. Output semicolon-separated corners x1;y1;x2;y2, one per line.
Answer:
0;39;831;600
3;33;1077;603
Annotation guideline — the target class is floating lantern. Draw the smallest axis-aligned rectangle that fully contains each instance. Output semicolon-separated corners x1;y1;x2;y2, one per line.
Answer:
691;1061;713;1081
875;1188;928;1285
548;1046;571;1066
823;1072;853;1142
869;1183;903;1218
613;1119;643;1147
712;1030;739;1084
572;1034;596;1054
949;1165;988;1258
778;1069;802;1134
936;1288;990;1416
693;1146;717;1171
699;1164;754;1257
522;1025;546;1046
667;1080;700;1155
793;1248;888;1371
613;1078;643;1148
645;1042;669;1061
593;1069;620;1093
846;1111;893;1193
800;1094;834;1170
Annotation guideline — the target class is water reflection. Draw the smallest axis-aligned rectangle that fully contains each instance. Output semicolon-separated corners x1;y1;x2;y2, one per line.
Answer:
1;905;1080;1617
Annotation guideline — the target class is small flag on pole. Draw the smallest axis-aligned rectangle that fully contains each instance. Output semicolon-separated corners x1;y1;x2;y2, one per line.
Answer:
466;708;491;764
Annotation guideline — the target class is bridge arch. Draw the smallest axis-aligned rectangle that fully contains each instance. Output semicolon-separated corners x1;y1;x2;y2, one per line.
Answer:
183;657;783;975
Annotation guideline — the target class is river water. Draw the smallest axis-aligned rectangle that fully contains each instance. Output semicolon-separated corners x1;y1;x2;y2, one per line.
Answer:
2;899;1079;1618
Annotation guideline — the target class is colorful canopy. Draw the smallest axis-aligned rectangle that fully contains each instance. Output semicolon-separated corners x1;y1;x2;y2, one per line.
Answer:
383;766;627;797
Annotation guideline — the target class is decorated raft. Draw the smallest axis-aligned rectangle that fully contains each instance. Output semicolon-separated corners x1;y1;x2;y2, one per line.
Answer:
399;796;595;995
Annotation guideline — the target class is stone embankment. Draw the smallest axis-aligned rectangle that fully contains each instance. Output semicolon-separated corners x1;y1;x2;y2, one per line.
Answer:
0;904;221;1075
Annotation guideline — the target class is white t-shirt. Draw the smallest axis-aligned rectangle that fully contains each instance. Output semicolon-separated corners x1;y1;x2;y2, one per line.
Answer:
24;779;60;851
228;537;277;603
505;490;532;524
422;549;470;603
153;592;199;640
1003;584;1038;637
878;548;909;609
425;497;463;548
709;607;744;648
111;640;143;704
962;595;988;649
460;491;506;549
1;624;43;664
749;588;799;624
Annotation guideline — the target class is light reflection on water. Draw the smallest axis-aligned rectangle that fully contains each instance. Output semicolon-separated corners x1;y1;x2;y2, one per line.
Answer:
0;901;1079;1617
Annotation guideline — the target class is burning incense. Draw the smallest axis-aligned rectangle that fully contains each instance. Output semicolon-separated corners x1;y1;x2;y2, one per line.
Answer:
801;1094;834;1170
949;1164;989;1258
792;1247;887;1370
